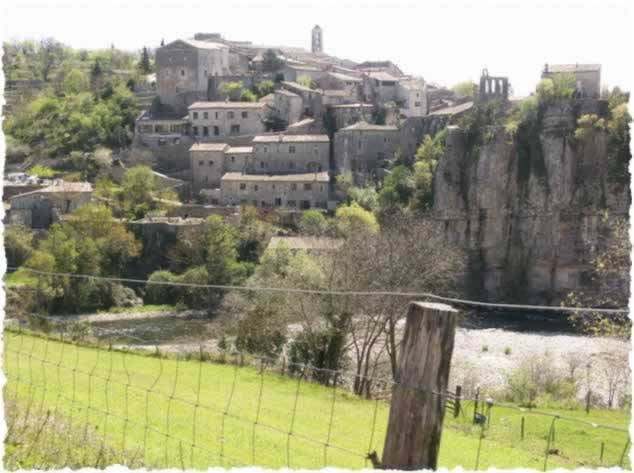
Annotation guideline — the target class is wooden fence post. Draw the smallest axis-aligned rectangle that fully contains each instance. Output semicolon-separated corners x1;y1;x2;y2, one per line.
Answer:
381;302;459;470
454;385;462;418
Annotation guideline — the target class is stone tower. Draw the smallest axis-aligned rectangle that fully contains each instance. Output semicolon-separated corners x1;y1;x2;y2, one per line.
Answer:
311;25;323;54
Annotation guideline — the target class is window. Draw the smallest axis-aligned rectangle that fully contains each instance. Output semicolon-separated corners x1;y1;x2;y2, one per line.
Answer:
263;147;268;153
240;183;246;190
300;200;310;209
215;112;219;119
304;183;312;191
180;69;185;77
414;101;421;107
313;147;319;155
193;126;199;136
204;176;208;183
377;152;385;160
274;198;282;207
289;162;295;169
228;111;235;119
203;112;208;119
272;184;276;190
288;200;297;207
204;70;208;76
193;112;198;120
203;126;209;136
358;140;362;149
214;126;219;136
260;162;265;168
199;160;204;166
241;111;248;119
384;137;387;143
231;156;235;162
208;161;214;166
254;185;259;191
290;183;297;191
231;124;240;134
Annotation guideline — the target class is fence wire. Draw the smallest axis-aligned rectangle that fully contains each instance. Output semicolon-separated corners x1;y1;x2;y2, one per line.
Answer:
4;318;631;471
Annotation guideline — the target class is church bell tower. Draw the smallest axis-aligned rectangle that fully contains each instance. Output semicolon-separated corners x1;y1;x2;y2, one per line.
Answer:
311;25;323;54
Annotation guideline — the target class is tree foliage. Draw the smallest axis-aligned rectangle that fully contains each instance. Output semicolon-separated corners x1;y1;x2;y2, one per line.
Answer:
452;80;478;97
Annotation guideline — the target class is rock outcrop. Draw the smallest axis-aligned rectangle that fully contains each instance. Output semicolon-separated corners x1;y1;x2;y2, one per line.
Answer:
433;100;630;304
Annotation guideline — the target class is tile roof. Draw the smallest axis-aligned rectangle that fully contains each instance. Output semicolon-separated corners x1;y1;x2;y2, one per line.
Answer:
275;89;301;98
339;121;398;132
544;64;601;73
280;81;321;95
182;39;228;50
252;134;329;143
226;146;254;154
189;142;230;152
367;71;399;82
328;72;362;82
287;118;315;128
188;101;265;110
10;181;93;200
222;171;329;182
330;103;373;109
429;101;474;116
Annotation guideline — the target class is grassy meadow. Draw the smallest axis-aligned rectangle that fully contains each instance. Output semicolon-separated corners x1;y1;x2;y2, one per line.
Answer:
4;331;630;470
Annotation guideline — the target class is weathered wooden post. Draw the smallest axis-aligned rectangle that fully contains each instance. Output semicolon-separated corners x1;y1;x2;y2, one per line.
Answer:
453;385;462;418
381;302;459;470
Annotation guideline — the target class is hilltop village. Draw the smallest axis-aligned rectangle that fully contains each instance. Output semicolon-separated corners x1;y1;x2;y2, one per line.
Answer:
4;26;628;309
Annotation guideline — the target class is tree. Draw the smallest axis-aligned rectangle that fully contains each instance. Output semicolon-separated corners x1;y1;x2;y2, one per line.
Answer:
5;225;34;267
120;165;157;218
452;80;478;97
38;38;66;81
239;89;257;102
378;165;415;210
139;46;151;73
262;49;283;72
298;209;329;235
296;75;313;89
62;68;89;94
335;202;379;234
256;80;275;98
220;81;244;101
412;133;445;211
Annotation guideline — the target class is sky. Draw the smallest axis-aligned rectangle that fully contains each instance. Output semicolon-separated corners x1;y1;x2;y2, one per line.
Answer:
1;0;632;96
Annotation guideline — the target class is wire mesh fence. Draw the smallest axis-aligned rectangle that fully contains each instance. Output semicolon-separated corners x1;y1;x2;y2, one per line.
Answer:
4;317;631;471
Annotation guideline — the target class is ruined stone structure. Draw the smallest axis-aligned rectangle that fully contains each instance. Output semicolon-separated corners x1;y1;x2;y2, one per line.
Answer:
542;63;601;98
432;100;629;305
478;69;509;102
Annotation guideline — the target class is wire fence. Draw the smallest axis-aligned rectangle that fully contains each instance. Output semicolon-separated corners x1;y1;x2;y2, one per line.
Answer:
4;314;631;471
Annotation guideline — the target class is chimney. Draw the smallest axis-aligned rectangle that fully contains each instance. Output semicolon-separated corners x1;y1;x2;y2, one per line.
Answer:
544;63;548;73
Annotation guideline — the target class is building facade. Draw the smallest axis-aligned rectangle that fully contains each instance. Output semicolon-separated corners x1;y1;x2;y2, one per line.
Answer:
334;122;399;185
189;142;229;189
273;89;303;125
249;134;330;174
188;101;267;138
396;79;427;117
311;25;323;54
221;171;330;209
156;39;231;114
542;64;601;98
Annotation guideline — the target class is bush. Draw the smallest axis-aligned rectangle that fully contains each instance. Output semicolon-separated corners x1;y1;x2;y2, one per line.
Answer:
145;270;180;304
503;353;571;407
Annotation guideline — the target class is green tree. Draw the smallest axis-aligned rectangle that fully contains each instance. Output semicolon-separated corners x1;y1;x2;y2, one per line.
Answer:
220;81;243;101
256;80;275;97
296;75;313;89
453;80;478;97
262;49;283;72
335;202;379;234
298;209;329;235
239;89;257;102
120;165;157;218
139;46;151;73
411;133;445;211
5;225;34;267
378;165;415;209
62;69;89;94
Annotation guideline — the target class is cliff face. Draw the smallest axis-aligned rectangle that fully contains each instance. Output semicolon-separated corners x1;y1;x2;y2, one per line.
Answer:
433;100;630;304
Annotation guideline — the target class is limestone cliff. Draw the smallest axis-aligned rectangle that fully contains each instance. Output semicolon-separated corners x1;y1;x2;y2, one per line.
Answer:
433;100;630;305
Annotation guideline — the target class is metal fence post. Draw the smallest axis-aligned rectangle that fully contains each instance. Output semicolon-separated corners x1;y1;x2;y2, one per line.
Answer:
381;302;459;470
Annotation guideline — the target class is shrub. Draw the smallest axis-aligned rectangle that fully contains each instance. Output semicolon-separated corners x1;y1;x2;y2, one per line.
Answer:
503;353;568;407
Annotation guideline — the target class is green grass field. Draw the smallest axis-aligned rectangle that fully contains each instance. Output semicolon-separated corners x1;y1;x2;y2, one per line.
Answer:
4;332;630;470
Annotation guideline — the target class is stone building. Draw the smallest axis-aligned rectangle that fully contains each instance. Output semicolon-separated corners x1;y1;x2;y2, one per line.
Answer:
9;181;93;229
329;103;374;129
220;171;330;209
542;63;601;98
134;108;189;148
188;101;267;139
249;134;330;174
334;121;399;185
478;69;509;102
396;78;427;117
156;39;231;114
362;71;399;104
273;89;303;125
280;81;324;117
189;142;229;189
356;61;403;77
282;63;327;83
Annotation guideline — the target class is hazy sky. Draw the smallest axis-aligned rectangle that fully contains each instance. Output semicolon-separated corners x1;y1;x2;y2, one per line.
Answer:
2;0;632;95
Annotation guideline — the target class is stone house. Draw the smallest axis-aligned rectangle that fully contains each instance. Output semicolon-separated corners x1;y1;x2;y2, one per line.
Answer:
396;79;427;117
334;121;399;185
249;134;330;174
9;181;93;229
541;63;601;98
188;101;267;139
220;171;330;209
329;103;374;129
156;39;231;114
280;81;324;118
362;71;399;104
273;89;303;125
316;72;362;100
189;142;229;190
134;108;189;148
282;63;327;83
356;61;403;77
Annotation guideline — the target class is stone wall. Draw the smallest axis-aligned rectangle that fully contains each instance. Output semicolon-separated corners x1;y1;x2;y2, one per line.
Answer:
432;103;630;305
